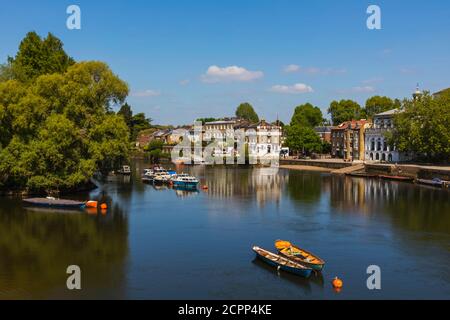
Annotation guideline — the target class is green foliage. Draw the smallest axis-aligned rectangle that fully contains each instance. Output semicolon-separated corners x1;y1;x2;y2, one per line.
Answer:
7;32;75;83
235;102;259;123
285;125;323;155
131;113;152;140
196;117;221;124
117;104;153;140
0;45;130;192
365;96;400;119
328;99;364;125
387;92;450;163
145;139;164;152
290;103;323;127
144;139;167;163
118;103;133;128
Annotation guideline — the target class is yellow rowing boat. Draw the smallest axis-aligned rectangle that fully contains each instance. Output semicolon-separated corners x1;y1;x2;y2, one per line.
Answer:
275;240;325;271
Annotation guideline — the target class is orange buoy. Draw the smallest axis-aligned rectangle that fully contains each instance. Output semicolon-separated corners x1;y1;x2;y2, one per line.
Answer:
332;277;343;289
100;203;108;210
202;185;208;190
86;200;98;208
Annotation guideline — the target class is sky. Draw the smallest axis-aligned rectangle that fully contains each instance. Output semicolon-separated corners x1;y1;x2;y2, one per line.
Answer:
0;0;449;125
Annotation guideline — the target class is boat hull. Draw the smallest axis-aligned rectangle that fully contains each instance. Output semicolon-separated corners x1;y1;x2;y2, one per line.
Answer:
23;198;86;209
253;247;312;278
275;240;325;271
278;252;324;271
173;181;199;189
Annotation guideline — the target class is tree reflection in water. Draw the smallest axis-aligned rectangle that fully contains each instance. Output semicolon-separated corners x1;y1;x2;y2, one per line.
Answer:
0;198;128;299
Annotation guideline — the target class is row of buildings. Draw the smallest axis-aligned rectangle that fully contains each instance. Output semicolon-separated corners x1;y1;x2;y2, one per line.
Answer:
324;109;412;163
138;117;284;159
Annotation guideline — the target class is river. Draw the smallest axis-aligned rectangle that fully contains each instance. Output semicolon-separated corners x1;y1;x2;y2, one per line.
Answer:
0;161;449;299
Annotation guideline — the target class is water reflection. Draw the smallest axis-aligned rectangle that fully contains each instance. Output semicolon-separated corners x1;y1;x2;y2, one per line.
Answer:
0;198;128;299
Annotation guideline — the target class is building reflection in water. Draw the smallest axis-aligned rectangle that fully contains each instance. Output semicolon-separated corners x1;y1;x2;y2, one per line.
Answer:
329;175;450;234
192;166;287;207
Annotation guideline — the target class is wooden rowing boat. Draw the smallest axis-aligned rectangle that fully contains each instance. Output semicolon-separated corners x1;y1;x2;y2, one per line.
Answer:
23;198;86;209
379;175;414;182
275;240;325;271
346;172;378;178
416;178;447;188
252;246;313;278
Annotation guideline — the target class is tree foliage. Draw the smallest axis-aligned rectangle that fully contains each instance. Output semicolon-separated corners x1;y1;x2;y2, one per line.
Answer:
285;125;323;155
117;103;152;140
365;96;400;119
290;103;323;127
328;99;364;125
387;92;450;163
235;102;259;123
5;31;75;83
0;33;130;193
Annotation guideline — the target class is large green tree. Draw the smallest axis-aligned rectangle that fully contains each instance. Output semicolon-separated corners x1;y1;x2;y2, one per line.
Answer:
0;33;130;193
328;99;364;125
235;102;259;123
386;92;450;163
290;103;323;127
6;31;75;83
285;125;323;155
365;96;400;119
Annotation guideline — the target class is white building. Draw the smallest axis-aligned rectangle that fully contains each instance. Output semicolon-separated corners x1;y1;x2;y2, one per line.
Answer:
364;109;413;162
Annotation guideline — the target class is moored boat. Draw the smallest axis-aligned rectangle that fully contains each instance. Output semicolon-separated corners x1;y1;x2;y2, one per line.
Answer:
379;175;414;182
117;165;131;175
172;173;199;190
23;197;86;209
416;178;448;188
275;240;325;271
252;246;313;278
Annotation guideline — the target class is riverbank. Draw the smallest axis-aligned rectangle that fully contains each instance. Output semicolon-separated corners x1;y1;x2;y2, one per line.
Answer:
279;165;332;172
280;159;450;180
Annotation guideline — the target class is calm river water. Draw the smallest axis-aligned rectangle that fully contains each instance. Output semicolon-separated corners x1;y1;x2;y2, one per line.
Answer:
0;161;449;299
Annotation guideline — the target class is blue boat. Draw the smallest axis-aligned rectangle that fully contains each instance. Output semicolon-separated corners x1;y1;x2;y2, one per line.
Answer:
172;174;199;190
252;246;313;278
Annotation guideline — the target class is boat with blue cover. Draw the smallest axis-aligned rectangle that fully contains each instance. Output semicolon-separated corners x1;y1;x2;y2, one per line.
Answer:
172;173;199;189
252;246;313;278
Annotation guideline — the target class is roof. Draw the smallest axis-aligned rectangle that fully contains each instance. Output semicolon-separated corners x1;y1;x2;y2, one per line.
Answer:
204;120;237;125
433;88;450;96
332;119;370;130
314;126;333;133
375;108;403;117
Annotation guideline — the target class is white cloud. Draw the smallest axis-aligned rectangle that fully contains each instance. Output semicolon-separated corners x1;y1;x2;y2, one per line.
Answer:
352;86;376;93
179;79;190;86
283;64;300;73
270;83;314;94
336;86;376;94
201;65;264;83
362;77;383;84
132;89;161;97
306;67;347;75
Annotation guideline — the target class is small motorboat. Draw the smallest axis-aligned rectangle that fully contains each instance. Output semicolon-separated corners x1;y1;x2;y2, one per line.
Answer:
172;173;199;190
117;165;131;175
416;178;447;188
23;197;86;209
252;246;313;278
379;175;414;182
275;240;325;271
153;171;172;184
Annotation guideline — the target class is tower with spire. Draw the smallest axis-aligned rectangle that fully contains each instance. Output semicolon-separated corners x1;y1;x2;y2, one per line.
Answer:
413;83;423;100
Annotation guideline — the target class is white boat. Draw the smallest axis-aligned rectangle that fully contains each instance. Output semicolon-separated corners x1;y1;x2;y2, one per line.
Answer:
153;170;172;184
118;165;131;175
172;174;199;189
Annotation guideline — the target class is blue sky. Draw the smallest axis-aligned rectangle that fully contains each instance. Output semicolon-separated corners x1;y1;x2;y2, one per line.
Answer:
1;0;449;125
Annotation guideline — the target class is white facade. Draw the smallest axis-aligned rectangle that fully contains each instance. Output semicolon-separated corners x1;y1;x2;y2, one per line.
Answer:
364;109;412;162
